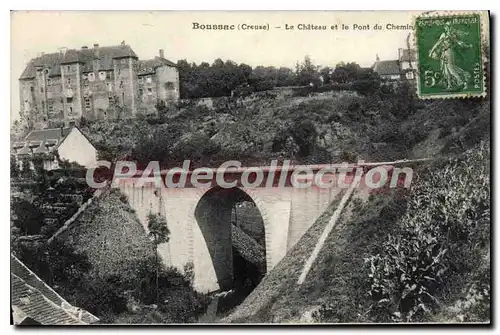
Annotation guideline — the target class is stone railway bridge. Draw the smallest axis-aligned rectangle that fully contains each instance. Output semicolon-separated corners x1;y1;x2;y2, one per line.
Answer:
115;163;405;292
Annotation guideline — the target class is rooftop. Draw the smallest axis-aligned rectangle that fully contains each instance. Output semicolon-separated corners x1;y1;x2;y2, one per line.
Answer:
373;60;401;76
12;127;71;156
11;254;99;325
20;44;176;80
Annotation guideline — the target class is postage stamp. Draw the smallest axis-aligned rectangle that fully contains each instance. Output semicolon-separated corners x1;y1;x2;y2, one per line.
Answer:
414;12;486;99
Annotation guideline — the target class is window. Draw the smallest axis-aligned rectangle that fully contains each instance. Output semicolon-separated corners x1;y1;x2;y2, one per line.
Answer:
120;81;124;88
44;69;49;74
88;73;95;82
106;72;111;80
147;88;152;95
69;106;73;115
138;77;144;84
66;65;71;72
41;101;45;110
84;83;89;89
40;87;44;93
106;83;112;92
67;97;73;103
138;88;143;96
48;101;53;113
121;59;127;65
165;82;175;90
83;74;88;80
84;97;91;110
47;79;52;86
108;96;114;105
146;76;152;84
98;71;106;81
67;78;71;85
406;71;415;80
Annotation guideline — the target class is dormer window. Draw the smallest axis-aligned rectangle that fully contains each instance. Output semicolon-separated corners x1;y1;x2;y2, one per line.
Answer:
98;71;106;81
88;73;95;82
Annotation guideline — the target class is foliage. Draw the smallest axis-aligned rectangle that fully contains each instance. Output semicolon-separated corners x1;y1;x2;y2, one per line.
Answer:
364;141;490;322
11;197;45;235
147;212;170;246
10;155;20;178
13;238;91;290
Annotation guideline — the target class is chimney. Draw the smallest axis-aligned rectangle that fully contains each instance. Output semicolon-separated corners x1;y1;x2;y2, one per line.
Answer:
159;49;164;58
81;46;88;50
376;54;380;62
93;43;99;58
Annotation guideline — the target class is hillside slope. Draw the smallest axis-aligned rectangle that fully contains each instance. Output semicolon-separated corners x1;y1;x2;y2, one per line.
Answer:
63;189;155;276
225;139;490;323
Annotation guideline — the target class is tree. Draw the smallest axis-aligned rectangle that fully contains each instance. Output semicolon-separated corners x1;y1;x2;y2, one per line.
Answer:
296;55;319;86
11;198;44;235
332;62;362;84
147;212;170;304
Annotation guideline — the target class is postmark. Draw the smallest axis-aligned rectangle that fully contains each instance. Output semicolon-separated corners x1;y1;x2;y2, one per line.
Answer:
414;12;486;99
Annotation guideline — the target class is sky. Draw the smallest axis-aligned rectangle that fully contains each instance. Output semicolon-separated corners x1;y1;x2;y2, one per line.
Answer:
10;11;422;121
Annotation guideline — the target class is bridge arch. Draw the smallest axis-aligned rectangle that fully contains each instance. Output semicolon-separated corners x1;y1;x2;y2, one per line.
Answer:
192;186;271;292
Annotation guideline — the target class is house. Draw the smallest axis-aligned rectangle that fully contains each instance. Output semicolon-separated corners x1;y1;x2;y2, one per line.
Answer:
372;48;417;82
11;126;97;171
373;57;401;81
398;48;417;80
19;43;179;129
11;254;99;325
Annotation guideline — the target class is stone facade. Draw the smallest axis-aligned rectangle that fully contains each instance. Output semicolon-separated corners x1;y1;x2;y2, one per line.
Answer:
19;44;180;129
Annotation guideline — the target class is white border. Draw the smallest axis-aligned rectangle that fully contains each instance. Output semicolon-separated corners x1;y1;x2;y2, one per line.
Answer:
2;1;498;335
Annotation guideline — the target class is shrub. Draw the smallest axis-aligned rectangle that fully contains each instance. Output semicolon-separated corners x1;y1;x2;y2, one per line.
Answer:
364;141;490;322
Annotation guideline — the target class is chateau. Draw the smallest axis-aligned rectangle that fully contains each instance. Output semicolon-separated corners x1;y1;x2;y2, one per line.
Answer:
19;43;180;129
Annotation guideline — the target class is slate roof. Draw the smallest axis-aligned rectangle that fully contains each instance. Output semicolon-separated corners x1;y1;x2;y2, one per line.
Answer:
20;44;138;80
373;60;401;76
11;255;99;325
138;56;177;75
12;127;72;156
20;44;176;80
399;49;417;62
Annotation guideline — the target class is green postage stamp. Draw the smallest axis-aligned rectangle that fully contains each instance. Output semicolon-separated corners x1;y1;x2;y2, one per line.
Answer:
415;12;486;99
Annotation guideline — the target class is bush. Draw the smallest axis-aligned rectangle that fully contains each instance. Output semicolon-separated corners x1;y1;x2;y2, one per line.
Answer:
364;141;490;322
